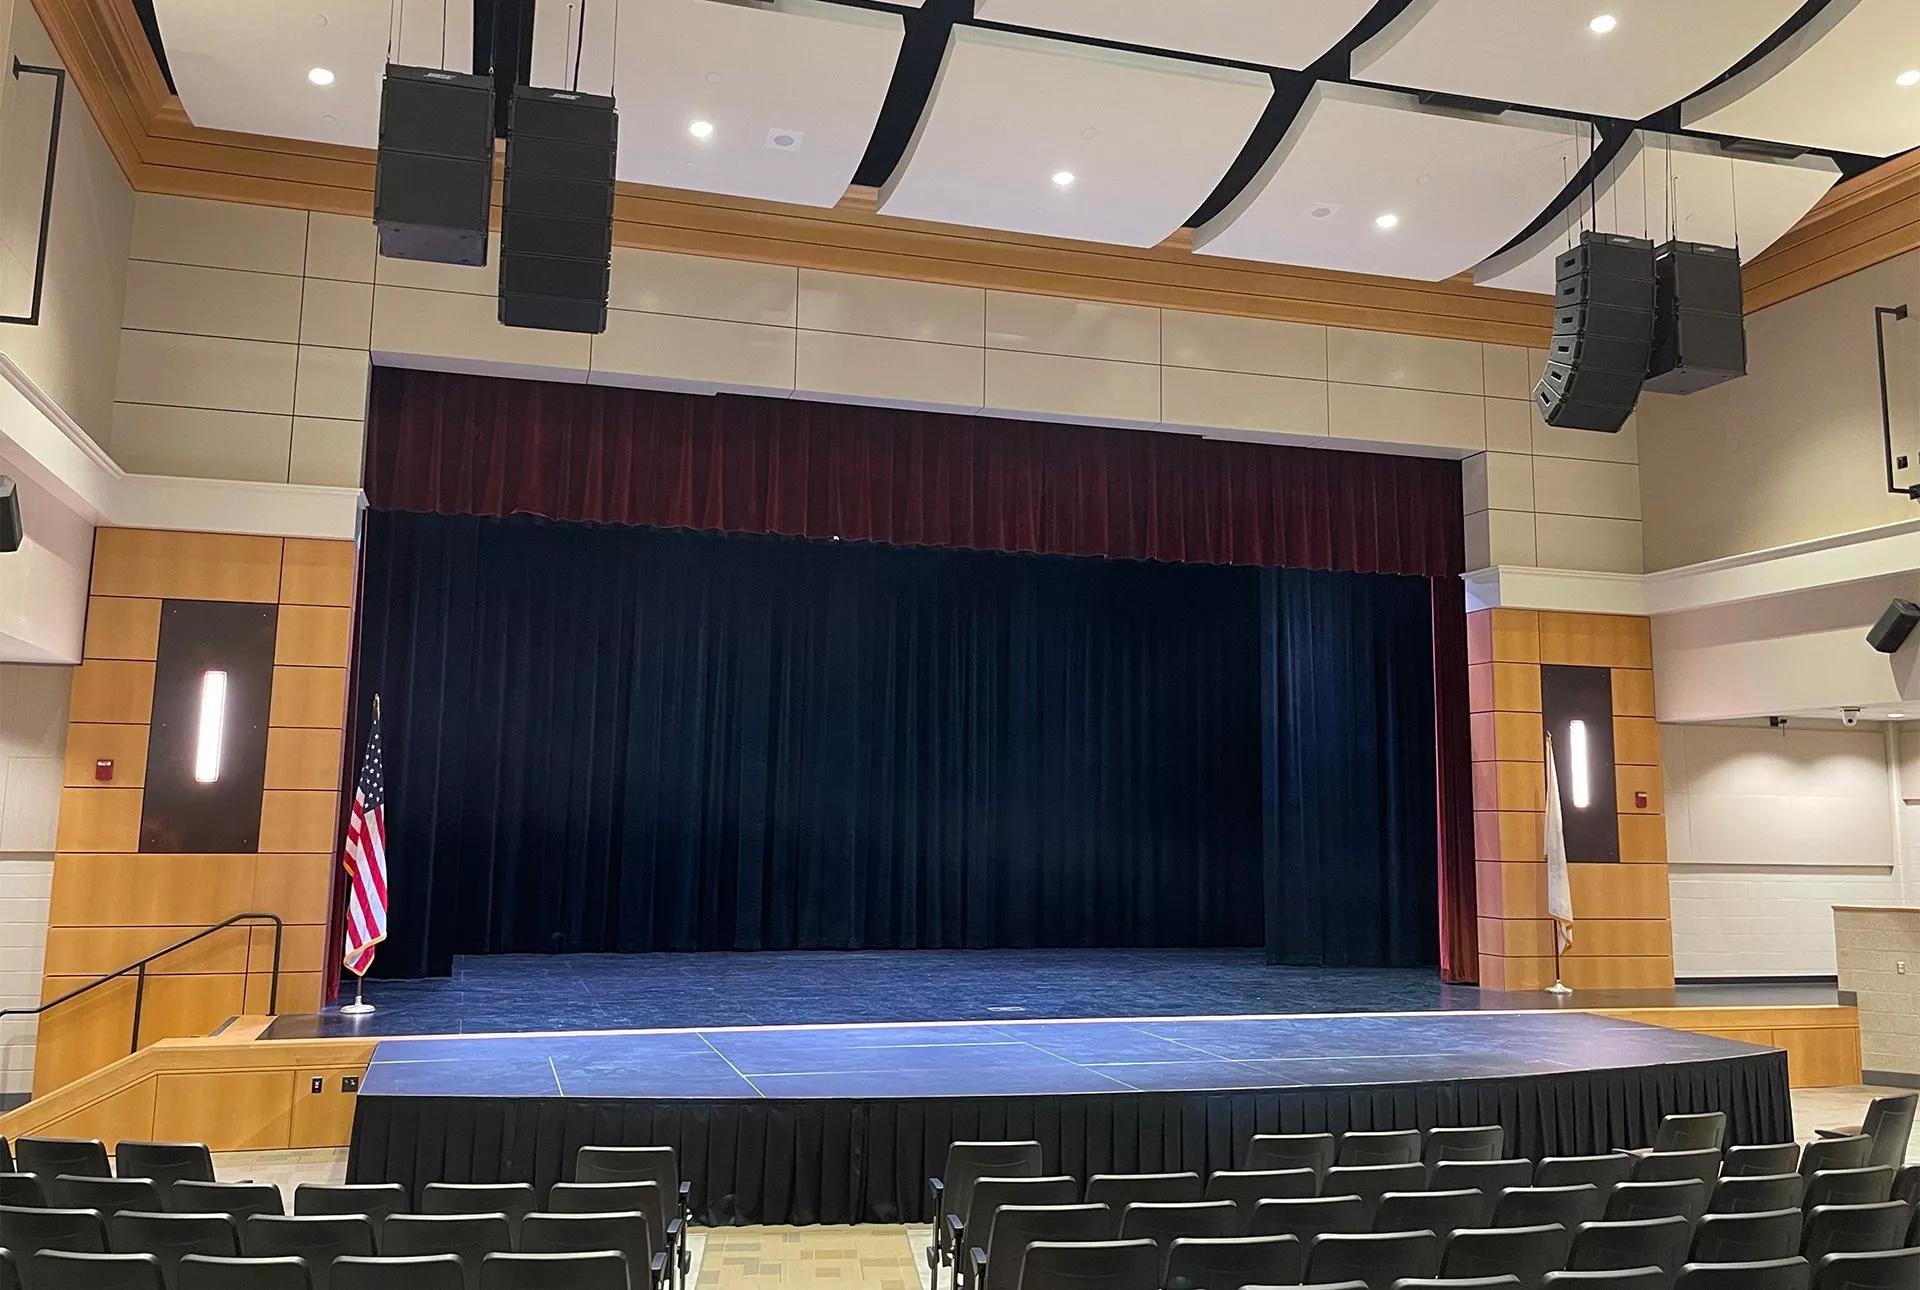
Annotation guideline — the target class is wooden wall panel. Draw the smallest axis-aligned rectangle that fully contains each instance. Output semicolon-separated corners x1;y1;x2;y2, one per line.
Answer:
1610;669;1656;718
83;597;162;660
1475;811;1544;863
1537;612;1654;669
1619;813;1670;863
273;606;353;667
280;540;356;607
91;530;283;603
1471;711;1544;763
258;791;339;854
69;661;155;724
152;1069;298;1151
50;854;256;925
1473;761;1547;813
1468;662;1543;713
54;788;143;852
289;1067;367;1147
264;728;344;790
269;666;348;729
62;724;150;787
42;925;251;977
1616;765;1663;814
1467;609;1540;666
252;854;335;924
1613;718;1662;766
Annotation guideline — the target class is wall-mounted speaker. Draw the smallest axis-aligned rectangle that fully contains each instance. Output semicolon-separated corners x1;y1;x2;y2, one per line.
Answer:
374;64;496;266
0;476;20;554
498;85;617;334
1867;598;1920;654
1535;231;1655;434
1643;239;1746;394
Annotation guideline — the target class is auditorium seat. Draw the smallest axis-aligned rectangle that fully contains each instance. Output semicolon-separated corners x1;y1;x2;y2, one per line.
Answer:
1799;1203;1910;1264
971;1202;1112;1290
1249;1197;1368;1243
0;1181;45;1211
1798;1138;1872;1178
1323;1166;1426;1222
114;1146;216;1198
176;1255;313;1290
0;1250;16;1290
929;1143;1046;1290
478;1252;626;1290
1802;1170;1893;1211
33;1251;163;1290
331;1257;463;1290
293;1186;408;1234
1337;1132;1422;1167
1816;1093;1916;1173
1489;1186;1603;1232
1304;1229;1440;1289
1890;1165;1920;1206
956;1178;1082;1290
1431;1162;1535;1197
1652;1114;1726;1154
1373;1190;1490;1235
1564;1216;1692;1280
240;1216;374;1290
1017;1239;1159;1290
1114;1200;1234;1253
1423;1128;1506;1170
1689;1209;1803;1263
1202;1170;1316;1230
1708;1174;1805;1213
546;1183;653;1215
1673;1258;1810;1289
1083;1175;1202;1211
572;1147;689;1278
0;1207;107;1270
379;1214;510;1287
109;1212;239;1284
1724;1146;1800;1179
1393;1279;1521;1289
1630;1151;1720;1188
1814;1248;1920;1290
1603;1180;1708;1224
1534;1158;1634;1192
52;1177;163;1220
1541;1272;1667;1289
419;1187;534;1238
1244;1134;1337;1179
1161;1234;1301;1290
14;1144;106;1184
1440;1224;1570;1289
172;1185;283;1224
519;1212;659;1290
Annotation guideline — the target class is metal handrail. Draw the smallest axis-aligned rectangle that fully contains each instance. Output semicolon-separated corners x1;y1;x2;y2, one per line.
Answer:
0;912;285;1057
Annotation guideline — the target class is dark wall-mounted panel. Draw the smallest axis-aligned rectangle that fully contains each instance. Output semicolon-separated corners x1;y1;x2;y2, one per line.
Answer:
1541;662;1620;863
140;600;278;853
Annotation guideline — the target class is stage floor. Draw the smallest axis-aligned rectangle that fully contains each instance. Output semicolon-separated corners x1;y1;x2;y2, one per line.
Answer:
265;948;1839;1040
356;1010;1773;1101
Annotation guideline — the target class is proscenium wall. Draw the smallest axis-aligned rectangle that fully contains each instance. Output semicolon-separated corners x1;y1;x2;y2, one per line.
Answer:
0;664;66;1102
110;192;1645;576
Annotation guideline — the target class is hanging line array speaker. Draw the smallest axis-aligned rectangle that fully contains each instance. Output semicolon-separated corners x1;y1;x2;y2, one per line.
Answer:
1536;231;1656;434
373;65;496;267
1644;239;1747;395
498;85;618;334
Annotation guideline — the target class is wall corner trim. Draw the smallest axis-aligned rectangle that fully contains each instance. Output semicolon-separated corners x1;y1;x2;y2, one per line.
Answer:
1464;566;1649;616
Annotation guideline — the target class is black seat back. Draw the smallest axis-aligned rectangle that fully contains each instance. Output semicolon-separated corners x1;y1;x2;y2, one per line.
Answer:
1491;1186;1602;1232
171;1185;283;1224
1653;1113;1726;1153
0;1206;106;1267
1674;1257;1810;1289
1853;1094;1916;1173
241;1217;374;1290
1433;1161;1536;1196
1015;1239;1161;1290
933;1143;1044;1230
109;1212;238;1284
1323;1165;1426;1221
1442;1224;1571;1289
1541;1272;1667;1290
1306;1229;1441;1289
1082;1174;1201;1212
332;1257;463;1290
1199;1170;1313;1231
1799;1138;1871;1178
1160;1234;1300;1290
1690;1209;1803;1263
52;1177;161;1219
980;1204;1114;1289
1804;1169;1894;1211
962;1178;1080;1253
1247;1195;1366;1243
1813;1248;1920;1290
1801;1202;1911;1264
1423;1127;1505;1169
418;1187;533;1237
1567;1216;1691;1276
0;1181;44;1211
1114;1201;1234;1252
478;1253;626;1290
13;1145;105;1184
1710;1174;1804;1214
518;1212;650;1285
1604;1180;1708;1225
31;1252;162;1290
1337;1131;1421;1167
1242;1134;1335;1178
1632;1151;1720;1187
379;1213;511;1288
176;1256;312;1290
293;1186;408;1230
1535;1156;1634;1191
113;1146;214;1196
1723;1145;1799;1179
1374;1190;1490;1235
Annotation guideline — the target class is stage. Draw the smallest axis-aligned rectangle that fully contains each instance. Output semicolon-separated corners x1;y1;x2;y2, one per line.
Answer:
336;960;1798;1224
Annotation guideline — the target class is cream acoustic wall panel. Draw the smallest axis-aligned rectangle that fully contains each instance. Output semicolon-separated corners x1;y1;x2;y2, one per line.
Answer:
154;0;474;148
878;26;1272;247
1194;83;1585;282
529;0;904;207
969;0;1375;70
1682;0;1920;158
1475;133;1840;294
1350;0;1801;121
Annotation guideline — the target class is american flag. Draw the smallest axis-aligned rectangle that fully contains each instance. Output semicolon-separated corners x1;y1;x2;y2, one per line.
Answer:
342;705;389;976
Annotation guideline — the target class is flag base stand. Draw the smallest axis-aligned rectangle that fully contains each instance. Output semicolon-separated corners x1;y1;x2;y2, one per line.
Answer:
1546;980;1573;996
1546;934;1573;996
339;974;376;1016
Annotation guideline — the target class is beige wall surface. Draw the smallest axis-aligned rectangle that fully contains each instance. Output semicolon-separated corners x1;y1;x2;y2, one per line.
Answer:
1639;250;1920;572
0;662;66;1099
0;0;133;446
1834;906;1920;1082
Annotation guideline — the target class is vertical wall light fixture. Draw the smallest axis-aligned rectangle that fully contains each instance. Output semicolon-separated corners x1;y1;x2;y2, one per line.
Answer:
1567;718;1591;809
194;670;228;784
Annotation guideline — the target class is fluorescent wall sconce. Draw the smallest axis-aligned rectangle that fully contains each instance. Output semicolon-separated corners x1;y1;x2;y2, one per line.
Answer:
194;670;228;784
1567;718;1591;809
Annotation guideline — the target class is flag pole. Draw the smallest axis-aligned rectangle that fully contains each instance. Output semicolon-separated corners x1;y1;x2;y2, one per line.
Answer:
339;692;380;1017
1548;938;1572;996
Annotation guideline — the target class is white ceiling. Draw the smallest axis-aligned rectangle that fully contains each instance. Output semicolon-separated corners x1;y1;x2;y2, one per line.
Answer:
1682;0;1920;159
1350;0;1803;121
878;26;1273;247
1194;83;1587;282
970;0;1376;71
156;0;472;148
1474;132;1840;294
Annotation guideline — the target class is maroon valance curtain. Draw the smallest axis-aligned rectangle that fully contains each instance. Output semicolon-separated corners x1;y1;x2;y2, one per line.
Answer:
362;366;1478;979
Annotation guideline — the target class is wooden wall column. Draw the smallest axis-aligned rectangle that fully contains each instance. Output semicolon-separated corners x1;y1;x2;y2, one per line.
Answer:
1470;609;1675;991
38;530;354;1096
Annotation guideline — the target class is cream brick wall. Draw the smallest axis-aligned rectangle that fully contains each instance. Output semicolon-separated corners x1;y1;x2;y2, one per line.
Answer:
1833;906;1920;1083
114;194;1644;575
0;664;67;1098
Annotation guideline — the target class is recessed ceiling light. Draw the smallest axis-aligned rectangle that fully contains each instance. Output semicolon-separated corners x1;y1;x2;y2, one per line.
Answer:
689;120;715;140
1051;170;1076;188
307;67;335;86
1897;69;1920;88
1588;13;1617;34
1374;212;1400;230
1891;712;1907;719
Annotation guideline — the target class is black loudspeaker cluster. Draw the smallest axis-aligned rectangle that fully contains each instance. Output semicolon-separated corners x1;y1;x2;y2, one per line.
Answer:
373;65;496;267
1537;232;1656;434
1645;241;1747;394
499;86;618;334
1868;599;1920;655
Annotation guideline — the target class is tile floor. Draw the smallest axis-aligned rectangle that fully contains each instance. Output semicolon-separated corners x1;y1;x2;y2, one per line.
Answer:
190;1083;1911;1290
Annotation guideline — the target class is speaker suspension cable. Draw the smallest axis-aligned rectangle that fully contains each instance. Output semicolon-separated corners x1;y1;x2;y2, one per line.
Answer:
441;0;448;69
574;0;588;91
387;0;401;64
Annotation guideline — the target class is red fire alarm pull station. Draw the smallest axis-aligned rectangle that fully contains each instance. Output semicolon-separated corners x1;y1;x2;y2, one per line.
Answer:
95;759;114;782
1634;790;1648;808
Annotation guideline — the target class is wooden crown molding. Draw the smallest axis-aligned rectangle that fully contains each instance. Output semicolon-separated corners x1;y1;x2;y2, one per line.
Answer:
33;0;1918;344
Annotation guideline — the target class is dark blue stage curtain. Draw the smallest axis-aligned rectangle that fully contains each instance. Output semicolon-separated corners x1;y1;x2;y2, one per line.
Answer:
357;511;1441;977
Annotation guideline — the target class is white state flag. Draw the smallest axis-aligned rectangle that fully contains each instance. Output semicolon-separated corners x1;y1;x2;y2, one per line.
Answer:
1544;731;1574;954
